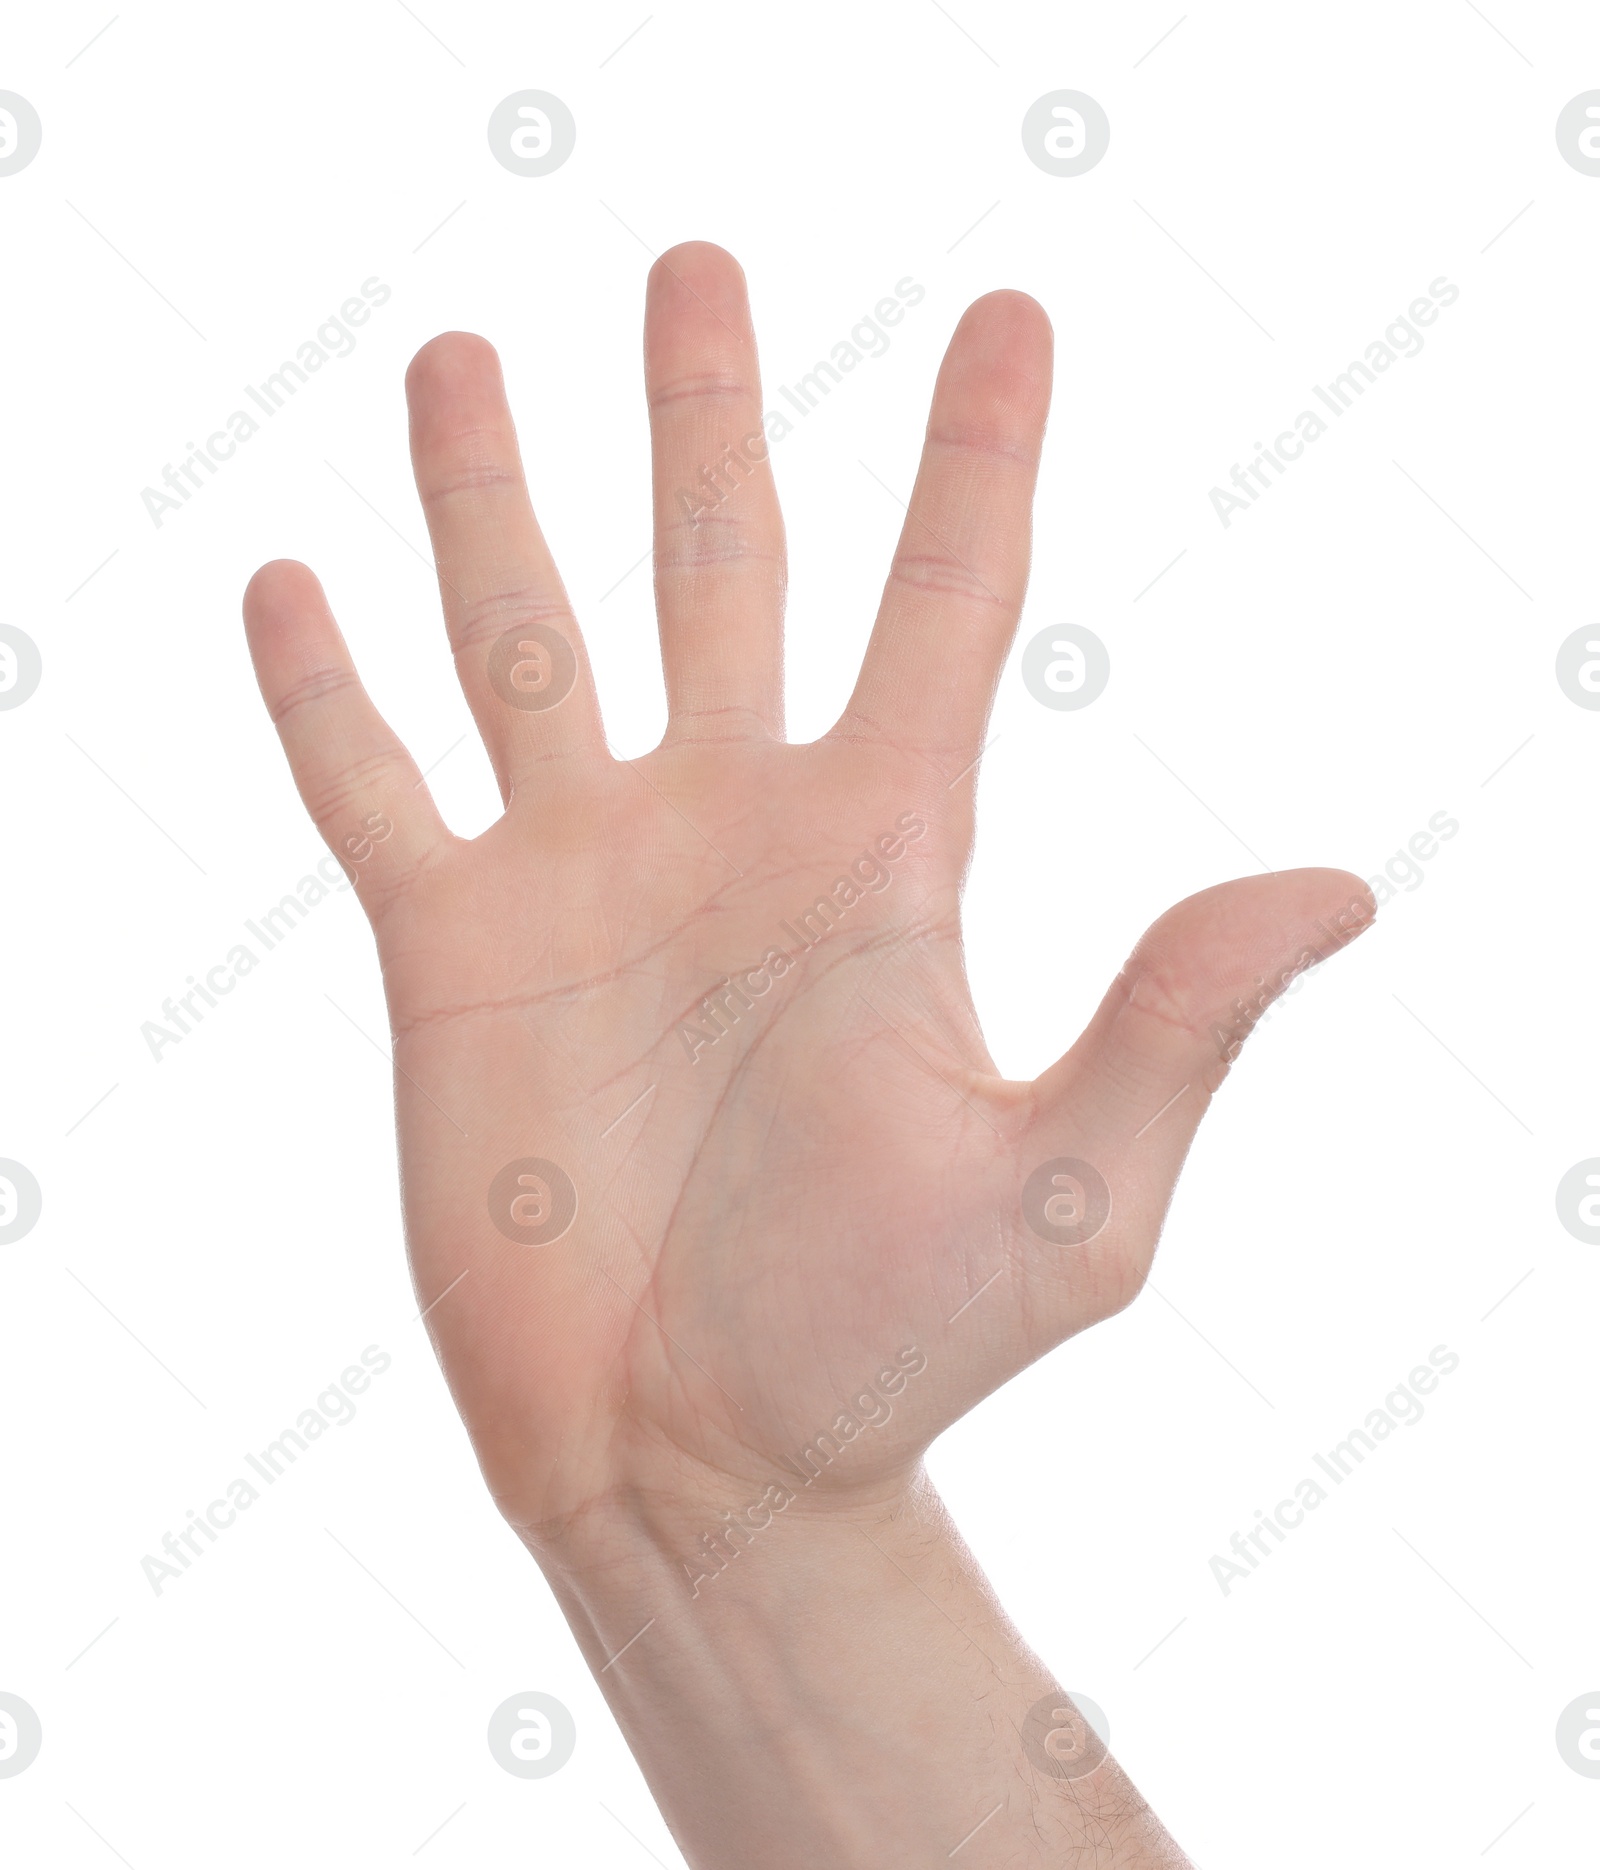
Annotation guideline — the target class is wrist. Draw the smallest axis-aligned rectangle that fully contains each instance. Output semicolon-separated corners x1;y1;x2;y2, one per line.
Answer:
525;1467;1189;1869
522;1449;927;1617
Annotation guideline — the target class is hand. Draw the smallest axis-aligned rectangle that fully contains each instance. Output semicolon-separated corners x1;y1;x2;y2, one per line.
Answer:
243;242;1370;1549
243;241;1372;1867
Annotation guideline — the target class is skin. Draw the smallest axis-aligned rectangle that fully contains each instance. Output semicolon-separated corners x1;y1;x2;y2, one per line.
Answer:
242;241;1374;1866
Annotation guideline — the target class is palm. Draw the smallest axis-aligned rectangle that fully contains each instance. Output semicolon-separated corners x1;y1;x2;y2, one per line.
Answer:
245;244;1370;1540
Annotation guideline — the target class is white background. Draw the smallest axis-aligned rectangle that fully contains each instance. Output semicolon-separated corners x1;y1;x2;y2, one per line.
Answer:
1;2;1597;1864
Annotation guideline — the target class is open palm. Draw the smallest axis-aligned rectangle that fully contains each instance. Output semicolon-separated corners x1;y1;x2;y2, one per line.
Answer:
243;243;1371;1553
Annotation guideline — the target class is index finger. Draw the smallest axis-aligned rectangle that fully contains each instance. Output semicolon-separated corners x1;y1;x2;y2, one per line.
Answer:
834;291;1053;764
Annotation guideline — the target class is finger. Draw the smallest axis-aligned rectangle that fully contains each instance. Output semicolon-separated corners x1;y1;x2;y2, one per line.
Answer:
406;333;605;799
646;242;786;739
1017;869;1377;1324
837;291;1052;763
243;560;452;907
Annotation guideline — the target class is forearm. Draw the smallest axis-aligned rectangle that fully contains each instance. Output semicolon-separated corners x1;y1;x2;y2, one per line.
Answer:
535;1469;1193;1869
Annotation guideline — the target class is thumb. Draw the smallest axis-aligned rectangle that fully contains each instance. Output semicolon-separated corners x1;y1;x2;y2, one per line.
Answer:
1012;868;1376;1323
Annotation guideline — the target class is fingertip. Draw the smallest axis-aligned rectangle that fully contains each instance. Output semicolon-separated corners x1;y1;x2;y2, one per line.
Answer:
928;289;1054;454
1269;865;1379;942
646;241;754;336
954;291;1055;379
1129;867;1377;1025
406;332;519;471
1334;868;1378;929
240;560;348;713
651;239;745;292
406;330;503;401
243;558;322;627
963;288;1053;339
